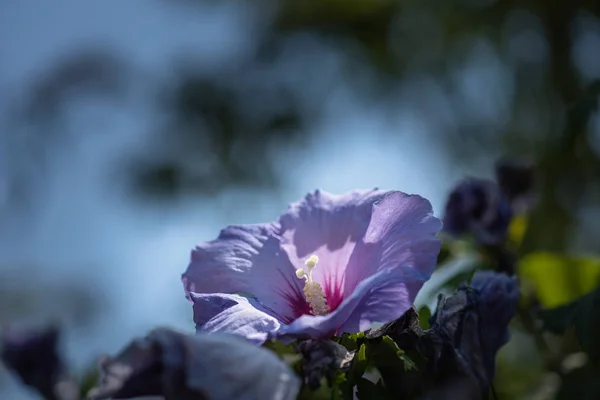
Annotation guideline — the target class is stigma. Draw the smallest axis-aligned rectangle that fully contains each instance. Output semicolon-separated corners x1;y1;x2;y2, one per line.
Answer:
295;255;330;316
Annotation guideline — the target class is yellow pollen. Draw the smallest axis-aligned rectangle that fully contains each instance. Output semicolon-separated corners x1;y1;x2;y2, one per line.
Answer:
304;282;330;316
305;255;319;269
295;268;307;279
296;254;330;316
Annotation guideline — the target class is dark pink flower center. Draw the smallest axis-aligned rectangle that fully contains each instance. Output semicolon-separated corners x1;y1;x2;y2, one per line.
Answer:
276;262;345;324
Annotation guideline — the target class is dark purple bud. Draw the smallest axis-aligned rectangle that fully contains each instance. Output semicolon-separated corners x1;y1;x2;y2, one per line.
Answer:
428;270;519;396
443;178;513;246
88;328;300;400
368;303;483;399
470;270;519;376
1;324;69;400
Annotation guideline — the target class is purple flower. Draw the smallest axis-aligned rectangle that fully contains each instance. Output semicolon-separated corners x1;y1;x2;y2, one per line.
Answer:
470;270;519;376
88;328;301;400
182;189;442;342
428;270;519;395
442;178;512;246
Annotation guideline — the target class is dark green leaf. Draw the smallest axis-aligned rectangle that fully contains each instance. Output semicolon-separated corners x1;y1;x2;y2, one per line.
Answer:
437;242;452;265
347;344;367;384
418;306;432;330
337;332;364;352
263;338;296;354
365;336;417;372
555;362;600;400
78;364;100;399
539;286;600;362
356;378;394;400
297;378;334;400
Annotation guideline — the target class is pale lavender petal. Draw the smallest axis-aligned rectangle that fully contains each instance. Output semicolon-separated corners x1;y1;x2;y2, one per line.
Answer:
344;191;442;298
276;268;417;339
191;293;282;344
279;189;389;310
183;224;306;322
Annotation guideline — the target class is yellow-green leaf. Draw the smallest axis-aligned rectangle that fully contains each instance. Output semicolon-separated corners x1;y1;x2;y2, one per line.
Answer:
518;252;600;308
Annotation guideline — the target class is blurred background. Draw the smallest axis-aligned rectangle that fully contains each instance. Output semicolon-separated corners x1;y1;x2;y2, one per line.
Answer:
1;0;600;399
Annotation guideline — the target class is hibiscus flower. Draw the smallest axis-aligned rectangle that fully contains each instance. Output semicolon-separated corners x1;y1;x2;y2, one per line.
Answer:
182;189;442;343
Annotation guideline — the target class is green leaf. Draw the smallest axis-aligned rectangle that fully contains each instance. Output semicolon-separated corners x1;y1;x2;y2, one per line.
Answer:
262;338;296;355
297;378;334;400
418;306;432;330
356;378;394;400
297;369;350;400
338;332;364;352
262;339;302;366
539;286;600;362
555;361;600;400
365;336;417;372
334;342;368;400
331;370;348;400
78;363;100;399
519;252;600;307
347;344;368;384
436;242;452;265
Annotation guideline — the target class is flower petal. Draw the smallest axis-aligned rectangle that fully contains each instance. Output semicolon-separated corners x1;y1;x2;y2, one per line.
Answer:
276;192;442;339
344;191;442;298
279;189;389;309
183;224;305;322
191;293;282;344
276;267;420;339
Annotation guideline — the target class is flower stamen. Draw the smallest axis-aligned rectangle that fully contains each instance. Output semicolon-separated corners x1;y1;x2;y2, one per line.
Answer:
295;255;330;316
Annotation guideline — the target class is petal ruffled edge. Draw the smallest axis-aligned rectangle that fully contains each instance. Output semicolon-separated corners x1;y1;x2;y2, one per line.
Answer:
343;191;442;297
191;293;282;344
183;223;304;322
278;188;389;253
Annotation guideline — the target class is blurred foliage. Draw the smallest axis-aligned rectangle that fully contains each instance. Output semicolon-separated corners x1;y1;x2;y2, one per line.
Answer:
132;69;308;198
540;287;600;362
2;0;598;231
0;273;100;328
519;253;600;307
